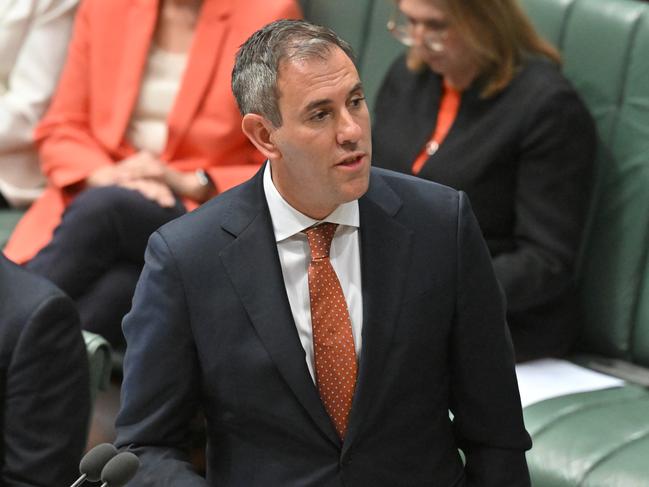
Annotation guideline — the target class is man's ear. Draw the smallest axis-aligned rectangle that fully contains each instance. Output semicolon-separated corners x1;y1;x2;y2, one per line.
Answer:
241;114;281;160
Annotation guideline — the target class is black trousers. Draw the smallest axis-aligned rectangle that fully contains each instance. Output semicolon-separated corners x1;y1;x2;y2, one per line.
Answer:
27;186;186;346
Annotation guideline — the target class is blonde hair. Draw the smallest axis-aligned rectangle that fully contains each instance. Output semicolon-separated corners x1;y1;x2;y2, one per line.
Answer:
401;0;560;97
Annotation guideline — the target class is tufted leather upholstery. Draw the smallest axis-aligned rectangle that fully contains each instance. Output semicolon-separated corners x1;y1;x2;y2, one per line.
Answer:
523;0;649;364
523;386;649;486
517;0;649;484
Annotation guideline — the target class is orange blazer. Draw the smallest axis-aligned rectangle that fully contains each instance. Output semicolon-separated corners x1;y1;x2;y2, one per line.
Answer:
4;0;301;263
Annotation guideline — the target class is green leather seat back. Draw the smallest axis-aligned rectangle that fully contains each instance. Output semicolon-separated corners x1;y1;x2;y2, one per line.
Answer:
299;0;374;58
520;2;649;482
80;330;111;441
82;330;112;406
622;12;649;365
300;0;404;113
521;0;649;365
519;0;575;48
569;0;649;362
358;0;404;111
0;209;23;248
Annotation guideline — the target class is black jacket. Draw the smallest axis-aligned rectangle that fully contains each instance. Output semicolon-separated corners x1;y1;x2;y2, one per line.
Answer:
373;56;597;361
0;253;89;486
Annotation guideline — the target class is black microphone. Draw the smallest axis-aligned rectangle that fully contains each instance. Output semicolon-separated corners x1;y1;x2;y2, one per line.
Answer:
99;451;140;487
70;443;118;487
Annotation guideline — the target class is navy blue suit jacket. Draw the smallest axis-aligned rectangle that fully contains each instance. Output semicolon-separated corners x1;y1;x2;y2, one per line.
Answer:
0;253;89;486
116;166;531;486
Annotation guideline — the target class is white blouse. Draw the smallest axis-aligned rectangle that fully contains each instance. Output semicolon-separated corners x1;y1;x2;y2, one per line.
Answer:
126;45;188;156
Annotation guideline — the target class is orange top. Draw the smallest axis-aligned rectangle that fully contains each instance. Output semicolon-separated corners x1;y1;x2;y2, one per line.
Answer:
411;80;461;175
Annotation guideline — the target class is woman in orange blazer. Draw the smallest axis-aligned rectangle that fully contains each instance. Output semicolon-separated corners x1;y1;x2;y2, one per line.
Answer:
4;0;301;345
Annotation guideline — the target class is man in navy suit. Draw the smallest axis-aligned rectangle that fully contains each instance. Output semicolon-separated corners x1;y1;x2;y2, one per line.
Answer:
0;252;89;486
116;19;532;486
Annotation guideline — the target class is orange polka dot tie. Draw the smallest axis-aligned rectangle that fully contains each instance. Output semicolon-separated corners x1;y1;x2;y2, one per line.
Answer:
305;222;357;440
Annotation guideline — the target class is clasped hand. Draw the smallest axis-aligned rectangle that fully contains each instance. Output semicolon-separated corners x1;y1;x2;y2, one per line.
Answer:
86;152;178;208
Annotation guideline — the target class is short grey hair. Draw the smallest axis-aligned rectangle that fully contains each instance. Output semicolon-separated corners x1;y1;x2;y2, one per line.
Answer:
232;19;356;127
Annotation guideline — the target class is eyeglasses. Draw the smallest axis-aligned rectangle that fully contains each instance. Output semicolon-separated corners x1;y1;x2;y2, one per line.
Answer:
387;8;449;53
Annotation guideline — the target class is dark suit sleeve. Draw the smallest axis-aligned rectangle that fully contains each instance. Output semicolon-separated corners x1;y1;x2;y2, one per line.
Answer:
449;192;532;487
4;291;90;486
491;88;595;312
115;231;208;486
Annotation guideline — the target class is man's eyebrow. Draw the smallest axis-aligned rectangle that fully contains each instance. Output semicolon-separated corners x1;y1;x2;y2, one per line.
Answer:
303;82;365;113
304;98;332;113
349;82;364;95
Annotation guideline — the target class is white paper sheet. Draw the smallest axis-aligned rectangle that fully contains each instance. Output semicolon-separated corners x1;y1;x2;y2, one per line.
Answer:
515;358;625;408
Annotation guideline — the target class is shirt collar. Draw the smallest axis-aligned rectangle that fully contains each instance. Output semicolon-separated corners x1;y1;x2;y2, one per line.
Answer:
263;162;360;243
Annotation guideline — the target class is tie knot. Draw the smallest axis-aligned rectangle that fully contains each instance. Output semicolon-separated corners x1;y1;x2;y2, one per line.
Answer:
305;222;338;260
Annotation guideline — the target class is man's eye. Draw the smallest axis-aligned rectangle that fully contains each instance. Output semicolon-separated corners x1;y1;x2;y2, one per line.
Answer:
350;97;366;108
311;111;329;121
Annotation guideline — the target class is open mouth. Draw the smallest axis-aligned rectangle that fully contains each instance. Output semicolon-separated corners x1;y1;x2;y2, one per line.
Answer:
337;154;365;167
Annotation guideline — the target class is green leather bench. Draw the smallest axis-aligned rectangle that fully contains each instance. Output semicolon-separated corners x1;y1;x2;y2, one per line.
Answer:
518;0;649;485
302;0;649;485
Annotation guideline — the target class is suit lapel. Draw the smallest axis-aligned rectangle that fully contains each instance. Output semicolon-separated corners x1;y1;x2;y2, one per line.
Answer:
164;0;233;158
219;168;412;451
343;171;413;453
219;169;340;447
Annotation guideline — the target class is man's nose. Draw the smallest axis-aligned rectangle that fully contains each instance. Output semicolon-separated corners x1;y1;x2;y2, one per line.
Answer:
336;109;362;146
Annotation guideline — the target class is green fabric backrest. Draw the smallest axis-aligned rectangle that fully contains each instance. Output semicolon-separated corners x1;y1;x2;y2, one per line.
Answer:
521;0;649;365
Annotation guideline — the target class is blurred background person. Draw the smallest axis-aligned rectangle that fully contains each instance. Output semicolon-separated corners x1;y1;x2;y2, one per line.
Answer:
3;0;301;347
0;0;78;208
373;0;596;362
0;251;89;486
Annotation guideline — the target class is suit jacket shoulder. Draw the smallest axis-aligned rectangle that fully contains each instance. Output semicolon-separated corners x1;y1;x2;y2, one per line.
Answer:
0;254;69;336
0;254;90;486
155;167;267;254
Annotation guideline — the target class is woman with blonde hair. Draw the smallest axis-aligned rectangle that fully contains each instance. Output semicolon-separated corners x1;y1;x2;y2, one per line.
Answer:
373;0;596;361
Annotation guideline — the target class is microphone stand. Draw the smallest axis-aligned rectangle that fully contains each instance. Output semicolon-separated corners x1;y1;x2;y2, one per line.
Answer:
70;474;87;487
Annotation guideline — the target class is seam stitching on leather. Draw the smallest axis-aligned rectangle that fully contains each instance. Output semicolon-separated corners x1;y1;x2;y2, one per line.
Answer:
579;425;649;485
529;389;646;437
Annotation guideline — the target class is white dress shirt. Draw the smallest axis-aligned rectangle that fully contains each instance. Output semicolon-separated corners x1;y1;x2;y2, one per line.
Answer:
263;163;363;382
0;0;78;206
